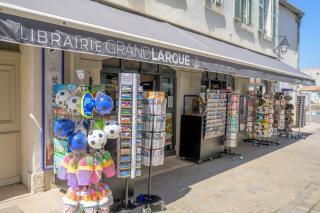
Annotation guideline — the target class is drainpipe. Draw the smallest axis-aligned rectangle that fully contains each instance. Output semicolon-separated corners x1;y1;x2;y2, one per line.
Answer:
297;13;304;69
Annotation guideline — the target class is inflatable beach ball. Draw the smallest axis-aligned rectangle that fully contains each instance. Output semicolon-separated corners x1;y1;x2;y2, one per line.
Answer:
54;119;75;138
88;130;107;149
104;121;122;139
69;131;87;152
94;92;114;115
67;96;81;115
55;90;72;108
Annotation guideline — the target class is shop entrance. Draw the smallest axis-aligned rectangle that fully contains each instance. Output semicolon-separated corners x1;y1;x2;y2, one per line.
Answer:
101;59;176;155
0;50;20;187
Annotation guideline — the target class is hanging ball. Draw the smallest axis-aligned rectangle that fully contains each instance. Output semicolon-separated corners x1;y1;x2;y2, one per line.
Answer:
55;90;72;108
104;121;122;139
54;119;75;137
94;92;114;115
69;131;87;152
88;130;107;149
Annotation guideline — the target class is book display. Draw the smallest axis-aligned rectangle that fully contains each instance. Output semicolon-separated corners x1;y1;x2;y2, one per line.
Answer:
117;73;143;179
137;91;167;212
222;92;243;160
225;93;240;148
200;89;228;139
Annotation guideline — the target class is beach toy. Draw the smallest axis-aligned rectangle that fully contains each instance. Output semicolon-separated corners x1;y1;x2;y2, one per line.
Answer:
90;157;103;184
94;92;114;115
80;92;95;118
69;132;87;152
66;187;80;201
77;155;94;186
55;89;72;108
67;96;81;115
93;118;104;130
58;153;74;180
54;119;75;138
67;155;80;187
75;119;88;136
104;121;122;139
102;151;115;178
62;196;80;213
81;201;98;213
88;130;107;150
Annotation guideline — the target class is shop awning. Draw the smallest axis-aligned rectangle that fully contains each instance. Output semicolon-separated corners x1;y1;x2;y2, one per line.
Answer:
0;0;314;85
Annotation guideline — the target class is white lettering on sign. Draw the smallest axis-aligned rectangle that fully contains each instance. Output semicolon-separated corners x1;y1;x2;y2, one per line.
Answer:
18;25;192;67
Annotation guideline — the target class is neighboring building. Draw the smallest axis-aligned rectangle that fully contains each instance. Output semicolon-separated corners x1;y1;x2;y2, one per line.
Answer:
0;0;312;194
301;68;320;104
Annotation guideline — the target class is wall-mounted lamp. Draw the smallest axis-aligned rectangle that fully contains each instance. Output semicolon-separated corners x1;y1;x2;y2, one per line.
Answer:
274;36;289;59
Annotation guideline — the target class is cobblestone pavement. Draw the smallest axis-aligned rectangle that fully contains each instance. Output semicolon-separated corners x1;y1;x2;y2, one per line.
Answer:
0;123;320;213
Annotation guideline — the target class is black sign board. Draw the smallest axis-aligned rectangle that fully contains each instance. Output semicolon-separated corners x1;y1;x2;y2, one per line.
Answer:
0;13;311;85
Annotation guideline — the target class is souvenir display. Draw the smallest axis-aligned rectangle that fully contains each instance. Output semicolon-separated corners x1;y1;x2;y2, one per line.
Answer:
200;89;228;139
53;84;117;213
284;93;294;136
225;93;240;148
274;92;286;133
255;96;274;139
142;92;167;166
117;73;143;178
296;95;306;128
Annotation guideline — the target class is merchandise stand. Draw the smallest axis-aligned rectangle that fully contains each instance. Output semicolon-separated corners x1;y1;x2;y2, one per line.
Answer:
137;94;167;213
243;96;279;147
220;92;243;160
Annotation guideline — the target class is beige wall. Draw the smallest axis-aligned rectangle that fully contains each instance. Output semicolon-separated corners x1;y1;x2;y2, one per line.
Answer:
101;0;278;57
20;46;46;192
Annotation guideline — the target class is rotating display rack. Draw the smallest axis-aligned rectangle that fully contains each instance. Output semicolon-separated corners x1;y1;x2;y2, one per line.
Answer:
221;93;243;160
137;91;167;212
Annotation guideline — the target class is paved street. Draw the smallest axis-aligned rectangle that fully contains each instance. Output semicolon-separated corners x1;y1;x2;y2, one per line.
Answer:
1;123;320;213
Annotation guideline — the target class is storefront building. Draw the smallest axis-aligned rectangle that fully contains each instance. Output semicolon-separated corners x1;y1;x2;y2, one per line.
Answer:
0;0;314;195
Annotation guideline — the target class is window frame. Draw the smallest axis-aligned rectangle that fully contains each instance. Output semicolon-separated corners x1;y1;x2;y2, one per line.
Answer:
234;0;253;26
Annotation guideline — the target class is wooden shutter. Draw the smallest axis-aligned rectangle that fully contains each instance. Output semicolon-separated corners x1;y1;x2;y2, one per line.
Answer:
258;0;265;32
234;0;242;21
272;0;277;38
248;0;253;25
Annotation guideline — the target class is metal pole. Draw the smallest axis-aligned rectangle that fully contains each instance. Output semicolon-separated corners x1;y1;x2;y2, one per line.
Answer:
125;177;129;208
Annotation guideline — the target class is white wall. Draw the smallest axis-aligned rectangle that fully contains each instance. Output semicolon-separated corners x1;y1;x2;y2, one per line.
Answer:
101;0;278;57
278;5;300;68
175;69;202;154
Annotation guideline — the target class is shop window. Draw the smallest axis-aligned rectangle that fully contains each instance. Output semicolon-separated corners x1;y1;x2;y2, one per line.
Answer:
123;59;140;70
102;58;120;68
141;62;158;73
100;72;118;112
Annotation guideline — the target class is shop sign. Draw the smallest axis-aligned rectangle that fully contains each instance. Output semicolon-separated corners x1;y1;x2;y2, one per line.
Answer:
0;13;312;85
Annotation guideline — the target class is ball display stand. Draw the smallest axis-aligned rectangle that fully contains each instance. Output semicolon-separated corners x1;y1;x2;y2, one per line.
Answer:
136;93;167;213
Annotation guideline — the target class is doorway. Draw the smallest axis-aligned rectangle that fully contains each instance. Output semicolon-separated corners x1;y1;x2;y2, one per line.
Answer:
101;59;177;155
0;51;20;187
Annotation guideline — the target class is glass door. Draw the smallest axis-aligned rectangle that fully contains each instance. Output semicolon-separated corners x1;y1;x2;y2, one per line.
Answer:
160;76;176;154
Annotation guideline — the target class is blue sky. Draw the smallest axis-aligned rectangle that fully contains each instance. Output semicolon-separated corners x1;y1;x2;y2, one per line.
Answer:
289;0;320;69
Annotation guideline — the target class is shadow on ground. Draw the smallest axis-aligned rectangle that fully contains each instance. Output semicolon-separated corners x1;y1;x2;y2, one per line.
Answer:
0;184;29;203
133;132;313;206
